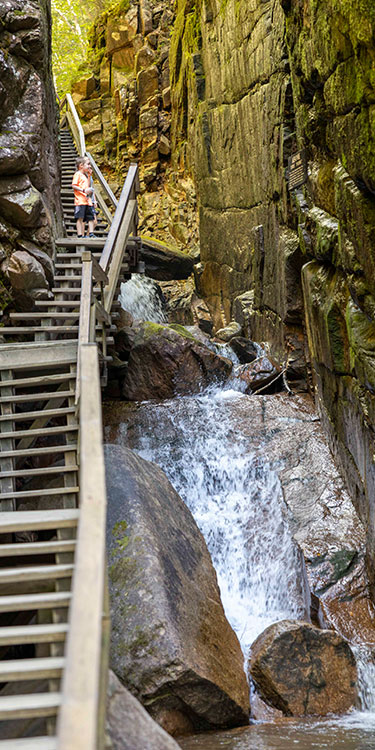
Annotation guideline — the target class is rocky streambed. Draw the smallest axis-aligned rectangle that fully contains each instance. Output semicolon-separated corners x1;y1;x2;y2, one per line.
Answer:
103;275;375;748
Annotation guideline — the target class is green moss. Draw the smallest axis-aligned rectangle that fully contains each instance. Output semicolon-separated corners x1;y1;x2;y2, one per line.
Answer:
168;323;196;341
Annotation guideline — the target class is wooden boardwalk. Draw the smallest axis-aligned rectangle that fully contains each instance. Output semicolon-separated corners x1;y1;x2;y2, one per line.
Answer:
0;97;140;747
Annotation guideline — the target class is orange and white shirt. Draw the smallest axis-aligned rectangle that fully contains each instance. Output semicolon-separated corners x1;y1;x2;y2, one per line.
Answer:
72;170;92;206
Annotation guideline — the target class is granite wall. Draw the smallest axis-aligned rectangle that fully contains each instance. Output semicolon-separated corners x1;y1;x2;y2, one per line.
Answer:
170;0;375;591
0;0;62;312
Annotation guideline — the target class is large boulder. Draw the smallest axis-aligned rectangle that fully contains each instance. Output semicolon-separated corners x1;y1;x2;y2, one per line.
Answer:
235;356;281;393
249;620;357;717
107;670;181;750
140;236;196;280
122;322;232;400
105;444;250;735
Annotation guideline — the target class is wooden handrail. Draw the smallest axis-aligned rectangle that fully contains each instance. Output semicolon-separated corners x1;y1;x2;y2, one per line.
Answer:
87;151;118;209
66;93;86;156
99;163;139;276
57;343;108;750
62;96;119;220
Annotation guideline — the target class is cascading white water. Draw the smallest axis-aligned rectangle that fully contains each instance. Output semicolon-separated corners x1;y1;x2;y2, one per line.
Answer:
122;389;308;660
352;646;375;713
119;274;166;322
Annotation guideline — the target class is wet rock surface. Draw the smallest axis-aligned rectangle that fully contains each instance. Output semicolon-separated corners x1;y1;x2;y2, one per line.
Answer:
103;393;375;650
250;620;357;717
122;321;232;400
235;357;282;394
104;444;250;735
140;237;196;281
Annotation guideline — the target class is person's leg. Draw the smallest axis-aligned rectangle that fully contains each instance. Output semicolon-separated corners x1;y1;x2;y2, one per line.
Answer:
74;206;85;236
76;217;84;236
85;206;96;236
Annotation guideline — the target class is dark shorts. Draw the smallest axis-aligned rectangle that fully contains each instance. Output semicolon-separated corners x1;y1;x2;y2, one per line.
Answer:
74;205;95;221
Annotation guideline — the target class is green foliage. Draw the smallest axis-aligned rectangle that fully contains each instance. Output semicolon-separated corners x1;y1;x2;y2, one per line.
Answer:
51;0;118;95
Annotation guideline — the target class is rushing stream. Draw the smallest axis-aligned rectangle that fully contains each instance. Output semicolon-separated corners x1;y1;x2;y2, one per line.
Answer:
116;277;375;748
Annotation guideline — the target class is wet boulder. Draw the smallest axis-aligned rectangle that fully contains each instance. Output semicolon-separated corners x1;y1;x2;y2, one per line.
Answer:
249;620;357;717
4;249;49;305
105;444;250;735
235;356;281;393
107;670;181;750
140;236;196;280
122;322;232;400
215;321;242;342
229;337;258;364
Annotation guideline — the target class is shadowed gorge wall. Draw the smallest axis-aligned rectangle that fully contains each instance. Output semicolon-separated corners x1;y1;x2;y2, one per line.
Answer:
170;0;375;591
0;0;62;311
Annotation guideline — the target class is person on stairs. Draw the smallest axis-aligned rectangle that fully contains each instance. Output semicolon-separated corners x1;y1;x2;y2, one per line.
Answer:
85;163;99;236
71;156;96;238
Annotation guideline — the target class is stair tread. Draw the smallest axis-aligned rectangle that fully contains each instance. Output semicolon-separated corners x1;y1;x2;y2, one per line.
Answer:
0;390;74;404
0;691;61;718
0;486;79;500
0;737;57;748
0;373;75;389
0;465;78;479
0;509;79;532
0;539;76;556
0;424;78;439
10;313;81;319
0;564;74;583
0;656;65;680
0;591;72;611
0;623;68;644
0;444;77;459
55;238;106;247
0;407;76;422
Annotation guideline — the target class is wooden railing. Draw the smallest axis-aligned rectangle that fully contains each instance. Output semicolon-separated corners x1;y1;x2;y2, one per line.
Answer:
57;344;109;750
60;94;118;220
56;102;140;746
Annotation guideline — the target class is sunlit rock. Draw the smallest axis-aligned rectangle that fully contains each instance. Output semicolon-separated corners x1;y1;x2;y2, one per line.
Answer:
122;321;232;400
250;620;357;716
105;444;250;735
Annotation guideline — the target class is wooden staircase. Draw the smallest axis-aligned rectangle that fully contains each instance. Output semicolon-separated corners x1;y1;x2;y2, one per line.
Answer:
0;95;140;747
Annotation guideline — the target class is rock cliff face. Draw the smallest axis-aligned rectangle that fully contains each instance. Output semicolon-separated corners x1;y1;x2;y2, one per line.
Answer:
169;0;375;594
71;0;198;249
0;0;62;311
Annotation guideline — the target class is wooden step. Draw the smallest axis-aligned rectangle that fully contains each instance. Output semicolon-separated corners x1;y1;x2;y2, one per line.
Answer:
0;539;76;557
0;736;56;748
0;390;74;404
0;444;77;459
0;465;78;480
0;623;68;645
0;407;76;422
0;564;73;585
0;424;78;440
0;591;72;612
10;313;81;319
35;301;81;308
51;288;81;294
0;326;80;334
0;656;65;681
0;691;61;720
0;486;78;501
0;509;79;533
0;373;75;389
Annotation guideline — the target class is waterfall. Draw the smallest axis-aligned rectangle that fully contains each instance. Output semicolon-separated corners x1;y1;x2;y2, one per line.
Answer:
120;274;166;323
123;389;308;660
352;646;375;713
